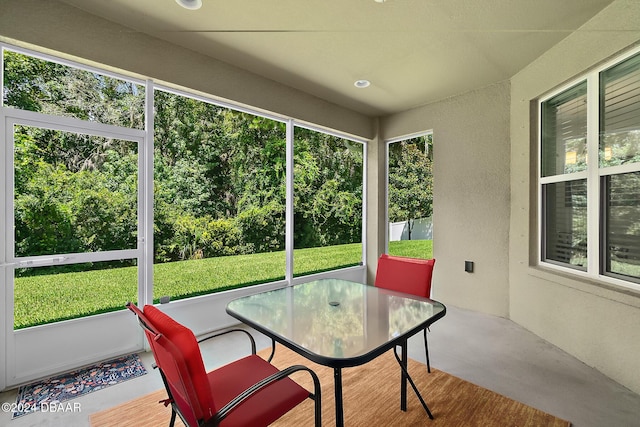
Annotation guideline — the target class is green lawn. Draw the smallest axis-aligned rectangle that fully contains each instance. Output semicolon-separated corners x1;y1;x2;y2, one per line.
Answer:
389;239;433;259
13;240;432;329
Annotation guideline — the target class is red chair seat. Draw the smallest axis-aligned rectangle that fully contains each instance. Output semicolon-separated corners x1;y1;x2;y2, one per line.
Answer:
210;355;309;427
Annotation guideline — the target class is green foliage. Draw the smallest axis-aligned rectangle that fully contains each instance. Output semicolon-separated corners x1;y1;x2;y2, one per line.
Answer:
388;137;433;239
150;90;291;261
13;125;138;259
236;201;285;253
3;51;144;129
3;50;60;112
70;169;137;252
6;50;371;324
293;127;363;247
167;215;241;260
6;51;368;274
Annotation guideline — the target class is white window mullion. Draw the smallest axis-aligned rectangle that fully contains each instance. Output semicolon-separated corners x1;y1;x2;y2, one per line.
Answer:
385;140;390;254
6;116;17;270
586;73;601;277
537;102;544;264
15;250;139;266
539;172;588;185
140;80;154;307
0;108;9;391
362;142;368;265
2;111;11;265
285;120;294;284
293;120;368;145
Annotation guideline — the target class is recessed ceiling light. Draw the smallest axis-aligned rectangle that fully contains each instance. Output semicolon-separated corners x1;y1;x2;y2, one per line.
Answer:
374;0;387;3
175;0;202;10
354;80;371;89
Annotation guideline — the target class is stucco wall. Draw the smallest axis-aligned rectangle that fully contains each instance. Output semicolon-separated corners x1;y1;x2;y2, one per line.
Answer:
365;120;387;285
381;81;511;317
509;0;640;394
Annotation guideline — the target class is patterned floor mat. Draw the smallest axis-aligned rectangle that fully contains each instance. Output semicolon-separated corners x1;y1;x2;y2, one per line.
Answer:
12;353;147;418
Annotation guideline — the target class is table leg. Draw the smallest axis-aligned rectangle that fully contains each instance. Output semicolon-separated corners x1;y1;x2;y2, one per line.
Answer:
334;367;344;427
400;340;408;411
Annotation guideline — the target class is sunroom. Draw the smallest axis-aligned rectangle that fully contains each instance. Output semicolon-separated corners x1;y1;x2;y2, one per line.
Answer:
1;0;640;425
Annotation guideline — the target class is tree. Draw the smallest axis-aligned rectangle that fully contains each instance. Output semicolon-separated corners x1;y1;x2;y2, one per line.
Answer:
388;140;433;240
293;128;363;248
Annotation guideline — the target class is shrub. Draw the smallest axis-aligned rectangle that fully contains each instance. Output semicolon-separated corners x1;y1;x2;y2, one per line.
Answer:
236;201;285;253
167;214;242;260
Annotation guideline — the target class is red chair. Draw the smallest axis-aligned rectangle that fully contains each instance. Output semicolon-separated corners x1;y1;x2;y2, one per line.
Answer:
127;302;321;427
375;254;436;372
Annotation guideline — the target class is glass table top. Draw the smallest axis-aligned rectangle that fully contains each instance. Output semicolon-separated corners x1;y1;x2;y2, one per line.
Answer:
226;278;446;366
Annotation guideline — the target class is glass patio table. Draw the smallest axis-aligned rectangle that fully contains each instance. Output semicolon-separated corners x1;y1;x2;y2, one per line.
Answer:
226;278;447;426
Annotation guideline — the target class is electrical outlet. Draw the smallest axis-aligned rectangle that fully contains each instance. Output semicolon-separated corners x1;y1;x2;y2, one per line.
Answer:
465;261;474;273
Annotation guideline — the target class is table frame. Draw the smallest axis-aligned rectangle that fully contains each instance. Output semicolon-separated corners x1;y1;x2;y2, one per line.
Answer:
226;279;446;426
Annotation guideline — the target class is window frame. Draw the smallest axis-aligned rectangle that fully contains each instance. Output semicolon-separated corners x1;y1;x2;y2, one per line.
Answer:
537;46;640;292
291;122;367;277
384;130;434;256
1;42;369;319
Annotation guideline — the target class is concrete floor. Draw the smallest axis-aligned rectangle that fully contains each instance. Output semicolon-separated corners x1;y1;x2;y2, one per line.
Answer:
1;305;639;426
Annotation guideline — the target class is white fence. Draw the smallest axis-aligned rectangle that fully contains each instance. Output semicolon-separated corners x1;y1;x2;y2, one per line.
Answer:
389;217;433;241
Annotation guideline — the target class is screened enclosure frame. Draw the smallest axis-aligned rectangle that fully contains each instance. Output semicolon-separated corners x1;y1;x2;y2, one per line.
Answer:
0;42;369;328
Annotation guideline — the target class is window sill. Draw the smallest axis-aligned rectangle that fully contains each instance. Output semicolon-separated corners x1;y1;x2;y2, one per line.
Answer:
528;264;640;309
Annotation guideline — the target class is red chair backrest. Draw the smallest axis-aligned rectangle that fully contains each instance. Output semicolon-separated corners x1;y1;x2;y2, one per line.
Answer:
128;304;215;426
375;254;435;298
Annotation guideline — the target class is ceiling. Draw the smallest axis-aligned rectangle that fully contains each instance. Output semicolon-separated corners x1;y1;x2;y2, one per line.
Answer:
58;0;615;117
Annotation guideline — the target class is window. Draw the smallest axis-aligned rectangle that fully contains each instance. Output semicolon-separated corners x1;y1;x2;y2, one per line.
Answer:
152;88;286;301
2;47;368;329
8;120;143;329
3;49;146;329
539;49;640;288
3;50;145;129
1;43;368;390
386;133;433;259
540;83;588;269
293;126;364;276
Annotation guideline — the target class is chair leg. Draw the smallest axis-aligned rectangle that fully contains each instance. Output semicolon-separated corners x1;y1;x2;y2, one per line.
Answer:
169;409;176;427
423;328;431;373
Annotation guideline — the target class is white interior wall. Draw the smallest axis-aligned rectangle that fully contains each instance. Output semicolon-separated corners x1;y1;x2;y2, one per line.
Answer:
509;0;640;394
365;120;386;285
